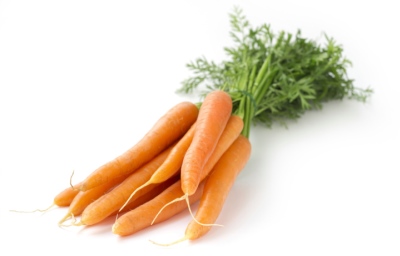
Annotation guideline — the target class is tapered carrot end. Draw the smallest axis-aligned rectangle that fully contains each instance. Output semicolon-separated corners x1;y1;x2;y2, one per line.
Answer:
118;181;150;213
57;213;85;228
151;194;186;225
58;212;73;227
185;194;223;228
9;203;55;214
112;217;133;236
149;236;188;247
111;223;118;234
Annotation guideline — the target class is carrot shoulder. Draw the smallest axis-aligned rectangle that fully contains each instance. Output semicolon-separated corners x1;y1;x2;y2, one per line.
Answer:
181;90;232;196
80;101;198;191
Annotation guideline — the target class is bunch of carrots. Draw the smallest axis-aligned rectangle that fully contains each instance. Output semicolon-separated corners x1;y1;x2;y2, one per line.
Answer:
53;90;250;243
46;7;371;245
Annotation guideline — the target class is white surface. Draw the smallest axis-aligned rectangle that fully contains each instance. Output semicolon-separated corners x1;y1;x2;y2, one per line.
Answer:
1;1;399;255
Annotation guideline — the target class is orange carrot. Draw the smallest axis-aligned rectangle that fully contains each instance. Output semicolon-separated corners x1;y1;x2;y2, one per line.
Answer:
53;182;82;207
198;115;243;181
114;175;179;215
119;122;196;212
149;123;196;184
112;180;205;236
79;144;175;226
80;101;198;191
156;135;251;245
61;176;179;226
58;174;129;225
150;115;243;224
181;90;232;196
186;135;251;240
151;115;243;197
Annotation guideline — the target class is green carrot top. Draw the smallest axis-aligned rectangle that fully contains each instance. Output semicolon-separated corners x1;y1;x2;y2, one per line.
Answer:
178;7;372;138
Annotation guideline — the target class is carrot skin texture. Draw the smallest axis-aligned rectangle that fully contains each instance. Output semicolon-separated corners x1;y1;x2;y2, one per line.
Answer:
80;102;198;191
113;174;180;215
120;123;196;210
53;182;82;207
199;115;243;182
66;173;128;217
112;180;204;236
144;115;242;226
150;122;196;184
181;90;232;195
186;135;251;240
80;145;174;225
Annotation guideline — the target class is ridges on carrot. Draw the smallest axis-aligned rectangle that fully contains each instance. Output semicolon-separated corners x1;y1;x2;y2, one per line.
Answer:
79;101;199;191
113;174;180;216
181;90;232;197
58;172;130;226
152;135;251;246
174;90;233;226
78;144;175;226
118;122;197;213
151;114;243;226
112;180;205;237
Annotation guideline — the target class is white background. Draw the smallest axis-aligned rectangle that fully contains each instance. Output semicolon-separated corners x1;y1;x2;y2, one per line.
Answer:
1;0;399;255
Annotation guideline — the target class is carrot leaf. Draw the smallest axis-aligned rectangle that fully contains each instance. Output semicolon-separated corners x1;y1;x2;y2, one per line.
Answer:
178;6;373;137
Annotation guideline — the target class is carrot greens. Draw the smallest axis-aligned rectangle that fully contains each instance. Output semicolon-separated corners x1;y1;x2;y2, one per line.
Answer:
179;7;372;137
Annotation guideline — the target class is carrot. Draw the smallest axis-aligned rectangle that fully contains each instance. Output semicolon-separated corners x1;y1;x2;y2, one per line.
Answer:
151;114;243;224
186;135;251;239
61;176;179;227
53;181;82;207
197;115;243;181
119;122;196;212
155;135;251;245
114;174;179;215
80;101;198;191
79;144;175;226
118;110;241;218
181;90;232;196
58;174;129;225
112;180;205;236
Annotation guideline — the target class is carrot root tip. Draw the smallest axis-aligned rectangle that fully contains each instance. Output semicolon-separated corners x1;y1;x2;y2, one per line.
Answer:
58;212;73;227
149;236;188;247
118;181;149;213
151;195;186;225
9;203;56;214
186;194;223;228
69;170;82;191
58;214;84;227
